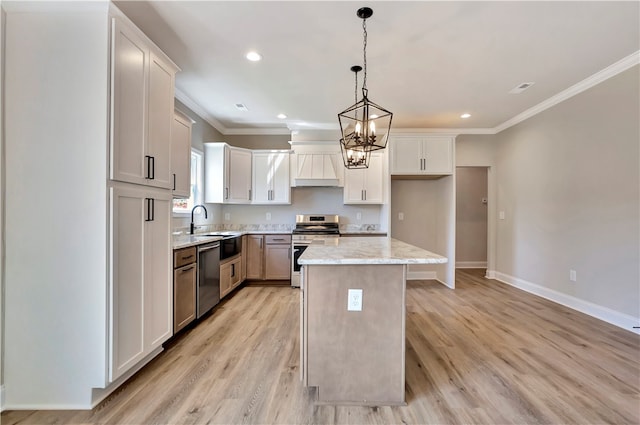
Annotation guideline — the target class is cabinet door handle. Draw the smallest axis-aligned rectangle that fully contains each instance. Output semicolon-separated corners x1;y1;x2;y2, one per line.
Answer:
288;247;291;259
231;263;235;277
364;190;367;201
179;265;195;273
173;173;176;190
145;156;152;179
272;238;286;241
181;254;194;261
225;187;229;200
249;189;252;200
145;156;155;180
145;198;152;222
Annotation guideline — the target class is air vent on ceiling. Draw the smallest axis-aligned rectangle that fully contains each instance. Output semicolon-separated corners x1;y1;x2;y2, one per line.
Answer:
509;82;535;94
234;103;249;111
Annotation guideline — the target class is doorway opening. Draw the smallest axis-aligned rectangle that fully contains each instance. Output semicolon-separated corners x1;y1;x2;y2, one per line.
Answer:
455;167;488;269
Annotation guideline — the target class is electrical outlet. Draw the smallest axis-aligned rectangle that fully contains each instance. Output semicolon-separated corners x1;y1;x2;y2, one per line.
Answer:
224;212;230;221
570;269;577;282
398;212;404;221
356;212;362;220
499;211;505;220
266;212;271;221
347;289;363;311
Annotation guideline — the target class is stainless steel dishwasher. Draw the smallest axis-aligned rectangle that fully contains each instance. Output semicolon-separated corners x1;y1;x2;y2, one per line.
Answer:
197;242;221;318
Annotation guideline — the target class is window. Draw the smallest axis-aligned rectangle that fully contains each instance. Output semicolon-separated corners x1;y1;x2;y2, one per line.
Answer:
173;148;203;214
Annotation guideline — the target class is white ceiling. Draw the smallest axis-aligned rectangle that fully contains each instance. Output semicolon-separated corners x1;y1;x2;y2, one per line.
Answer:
115;1;639;135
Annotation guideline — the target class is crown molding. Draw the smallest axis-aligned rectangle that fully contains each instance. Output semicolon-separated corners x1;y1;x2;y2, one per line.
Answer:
174;89;228;134
391;127;496;135
494;50;640;134
224;127;292;136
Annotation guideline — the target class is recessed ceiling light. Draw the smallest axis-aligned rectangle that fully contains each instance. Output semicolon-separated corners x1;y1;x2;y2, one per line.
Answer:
277;113;287;119
234;103;249;111
246;51;262;62
460;113;471;119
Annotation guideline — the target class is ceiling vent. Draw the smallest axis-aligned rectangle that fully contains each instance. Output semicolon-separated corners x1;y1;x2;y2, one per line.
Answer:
509;82;535;94
234;103;249;111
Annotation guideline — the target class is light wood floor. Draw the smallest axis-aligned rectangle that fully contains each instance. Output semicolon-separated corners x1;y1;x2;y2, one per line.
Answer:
4;269;639;424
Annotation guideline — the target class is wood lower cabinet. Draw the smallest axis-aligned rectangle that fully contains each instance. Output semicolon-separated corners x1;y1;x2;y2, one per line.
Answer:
265;235;292;280
220;255;242;298
173;247;196;333
241;235;248;281
246;235;264;280
247;234;291;281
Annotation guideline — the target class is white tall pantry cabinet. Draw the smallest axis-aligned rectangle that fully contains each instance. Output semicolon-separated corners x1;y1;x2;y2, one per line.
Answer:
4;3;178;408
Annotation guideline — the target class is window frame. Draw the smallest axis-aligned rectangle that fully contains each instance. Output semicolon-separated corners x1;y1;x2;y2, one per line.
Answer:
172;148;204;216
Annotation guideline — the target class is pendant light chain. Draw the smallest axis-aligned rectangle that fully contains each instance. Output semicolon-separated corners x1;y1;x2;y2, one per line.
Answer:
362;17;368;93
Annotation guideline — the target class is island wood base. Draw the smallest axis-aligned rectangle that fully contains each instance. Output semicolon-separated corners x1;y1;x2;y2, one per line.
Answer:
300;264;406;405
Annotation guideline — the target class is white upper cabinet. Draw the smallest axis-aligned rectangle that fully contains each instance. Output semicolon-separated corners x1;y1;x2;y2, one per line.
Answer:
171;111;192;198
343;153;385;204
204;143;252;204
110;18;177;189
252;151;291;204
390;135;454;175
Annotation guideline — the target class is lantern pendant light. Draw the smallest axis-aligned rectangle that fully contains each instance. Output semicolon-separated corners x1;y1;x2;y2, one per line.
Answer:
340;65;371;168
338;6;393;168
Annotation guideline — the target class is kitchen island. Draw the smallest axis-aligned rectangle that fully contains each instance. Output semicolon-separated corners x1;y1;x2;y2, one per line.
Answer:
298;237;447;405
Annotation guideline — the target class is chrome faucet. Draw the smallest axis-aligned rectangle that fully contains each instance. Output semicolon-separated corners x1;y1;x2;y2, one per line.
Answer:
190;204;208;235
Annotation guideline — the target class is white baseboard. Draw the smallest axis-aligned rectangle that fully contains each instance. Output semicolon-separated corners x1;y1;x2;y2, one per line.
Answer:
485;269;496;279
406;271;437;280
456;261;487;269
492;271;640;335
91;346;164;408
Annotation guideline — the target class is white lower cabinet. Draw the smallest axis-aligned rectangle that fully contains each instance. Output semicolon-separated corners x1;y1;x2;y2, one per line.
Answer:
110;184;172;382
343;153;385;204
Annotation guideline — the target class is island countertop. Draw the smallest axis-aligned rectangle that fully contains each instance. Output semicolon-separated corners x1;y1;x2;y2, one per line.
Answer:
298;236;447;265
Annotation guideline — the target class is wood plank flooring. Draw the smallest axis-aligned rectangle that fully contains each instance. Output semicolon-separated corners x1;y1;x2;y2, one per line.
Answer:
4;269;639;424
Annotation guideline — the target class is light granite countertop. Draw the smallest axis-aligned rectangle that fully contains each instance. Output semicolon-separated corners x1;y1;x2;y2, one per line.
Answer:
172;230;293;249
298;237;447;265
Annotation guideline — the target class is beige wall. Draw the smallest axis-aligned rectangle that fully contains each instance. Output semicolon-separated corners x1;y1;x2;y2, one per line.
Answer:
456;167;488;265
493;65;639;319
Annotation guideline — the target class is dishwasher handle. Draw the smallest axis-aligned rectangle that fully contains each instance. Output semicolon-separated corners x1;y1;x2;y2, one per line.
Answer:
198;243;220;252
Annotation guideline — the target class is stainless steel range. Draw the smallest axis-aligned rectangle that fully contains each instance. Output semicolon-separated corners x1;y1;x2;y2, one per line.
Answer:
291;214;340;287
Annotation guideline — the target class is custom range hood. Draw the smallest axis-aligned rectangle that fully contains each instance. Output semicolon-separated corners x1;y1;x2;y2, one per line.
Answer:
294;153;340;186
290;141;342;187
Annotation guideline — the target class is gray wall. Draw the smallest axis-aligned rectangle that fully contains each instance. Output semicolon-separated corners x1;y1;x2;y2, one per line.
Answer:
224;134;290;150
493;65;639;319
